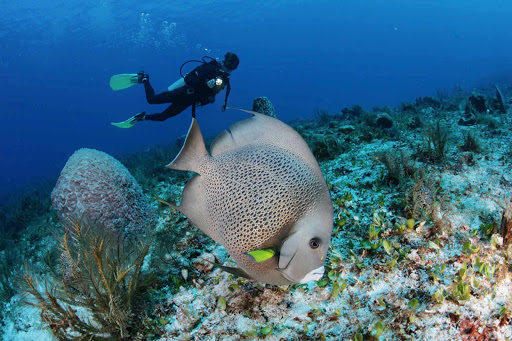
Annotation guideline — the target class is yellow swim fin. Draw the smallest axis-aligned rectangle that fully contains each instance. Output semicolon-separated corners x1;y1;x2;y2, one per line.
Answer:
111;112;146;128
109;74;139;90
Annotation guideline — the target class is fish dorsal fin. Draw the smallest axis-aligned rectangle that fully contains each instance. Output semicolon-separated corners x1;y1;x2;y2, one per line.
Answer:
167;118;208;173
211;109;318;170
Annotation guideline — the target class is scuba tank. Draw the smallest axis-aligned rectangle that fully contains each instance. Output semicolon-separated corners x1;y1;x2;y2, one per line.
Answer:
179;56;217;78
168;56;219;91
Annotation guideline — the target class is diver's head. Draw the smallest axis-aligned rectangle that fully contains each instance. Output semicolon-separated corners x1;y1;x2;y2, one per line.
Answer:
222;52;239;72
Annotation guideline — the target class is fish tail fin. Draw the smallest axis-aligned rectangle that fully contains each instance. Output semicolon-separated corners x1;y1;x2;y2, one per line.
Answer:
167;118;208;173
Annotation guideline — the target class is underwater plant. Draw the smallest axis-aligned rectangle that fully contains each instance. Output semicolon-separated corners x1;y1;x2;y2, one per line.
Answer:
22;218;151;340
404;175;439;221
302;132;347;161
461;130;481;153
422;120;449;161
499;196;512;250
376;149;418;189
315;107;332;125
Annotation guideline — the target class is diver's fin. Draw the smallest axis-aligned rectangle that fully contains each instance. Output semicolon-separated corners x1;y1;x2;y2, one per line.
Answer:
244;248;276;262
167;118;208;173
109;74;139;91
111;112;146;128
209;261;252;279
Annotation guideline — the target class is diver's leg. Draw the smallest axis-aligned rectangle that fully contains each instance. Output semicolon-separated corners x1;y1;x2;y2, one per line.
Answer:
144;102;191;121
143;79;180;104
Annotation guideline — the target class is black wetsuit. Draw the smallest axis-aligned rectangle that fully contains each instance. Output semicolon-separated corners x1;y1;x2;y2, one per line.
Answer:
143;60;231;121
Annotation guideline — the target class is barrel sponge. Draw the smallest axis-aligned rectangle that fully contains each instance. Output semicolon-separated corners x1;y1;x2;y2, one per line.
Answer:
51;148;156;231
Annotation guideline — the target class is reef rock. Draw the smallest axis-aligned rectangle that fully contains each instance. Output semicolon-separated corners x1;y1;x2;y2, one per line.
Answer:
415;96;441;109
375;113;394;129
194;253;216;273
341;104;364;118
252;97;276;118
339;125;356;134
458;114;477;126
469;94;487;113
51;148;156;231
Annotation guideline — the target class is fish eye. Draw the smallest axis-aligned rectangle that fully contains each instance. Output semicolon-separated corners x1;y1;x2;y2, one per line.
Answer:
309;238;321;249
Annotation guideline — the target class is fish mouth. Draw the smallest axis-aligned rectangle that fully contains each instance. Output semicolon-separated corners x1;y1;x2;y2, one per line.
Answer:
298;266;325;284
280;266;325;284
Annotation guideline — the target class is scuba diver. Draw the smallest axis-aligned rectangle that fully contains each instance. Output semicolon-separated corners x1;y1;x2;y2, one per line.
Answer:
110;52;239;128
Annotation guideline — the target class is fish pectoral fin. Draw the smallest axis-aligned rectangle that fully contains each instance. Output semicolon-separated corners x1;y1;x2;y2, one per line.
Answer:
279;232;302;269
218;265;252;279
244;248;276;262
208;260;252;279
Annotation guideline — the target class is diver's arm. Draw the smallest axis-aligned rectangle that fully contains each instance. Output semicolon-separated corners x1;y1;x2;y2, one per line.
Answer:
168;78;186;91
222;82;231;112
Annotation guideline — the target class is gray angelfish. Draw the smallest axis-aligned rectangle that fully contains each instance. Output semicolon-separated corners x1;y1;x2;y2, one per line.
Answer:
168;109;333;285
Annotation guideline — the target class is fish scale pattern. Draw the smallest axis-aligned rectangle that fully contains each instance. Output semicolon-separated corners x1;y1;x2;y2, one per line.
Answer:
199;144;323;255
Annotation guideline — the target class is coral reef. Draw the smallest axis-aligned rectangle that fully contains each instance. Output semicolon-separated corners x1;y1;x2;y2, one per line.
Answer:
374;113;394;129
341;104;364;119
415;96;441;110
252;96;276;118
51;148;157;232
304;133;347;161
3;83;512;340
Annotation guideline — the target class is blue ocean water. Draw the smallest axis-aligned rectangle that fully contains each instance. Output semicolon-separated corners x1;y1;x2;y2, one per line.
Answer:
1;0;511;200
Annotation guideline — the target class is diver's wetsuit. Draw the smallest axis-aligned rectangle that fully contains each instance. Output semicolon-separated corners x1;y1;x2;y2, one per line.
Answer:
143;60;232;121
